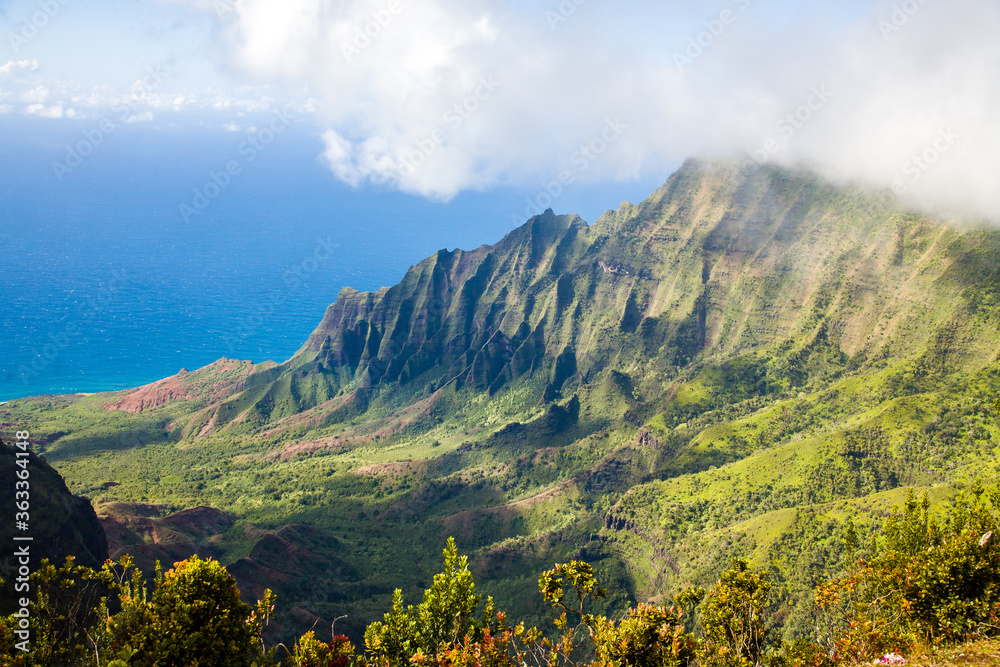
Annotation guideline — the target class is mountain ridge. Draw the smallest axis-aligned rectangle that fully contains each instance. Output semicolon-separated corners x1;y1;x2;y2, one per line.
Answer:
104;158;997;436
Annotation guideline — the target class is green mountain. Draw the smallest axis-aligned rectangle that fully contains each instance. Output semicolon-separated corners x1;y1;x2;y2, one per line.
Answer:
3;159;999;642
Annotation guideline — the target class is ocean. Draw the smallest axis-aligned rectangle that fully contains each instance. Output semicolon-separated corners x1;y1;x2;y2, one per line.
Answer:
0;114;670;401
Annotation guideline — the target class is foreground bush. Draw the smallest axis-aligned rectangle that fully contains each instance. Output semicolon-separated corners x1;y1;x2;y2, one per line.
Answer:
285;631;354;667
699;559;772;667
126;555;264;666
817;485;1000;662
6;482;1000;666
1;554;274;667
363;537;497;666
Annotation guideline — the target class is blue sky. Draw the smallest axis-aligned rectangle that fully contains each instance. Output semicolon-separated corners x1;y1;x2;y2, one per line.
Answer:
1;0;999;218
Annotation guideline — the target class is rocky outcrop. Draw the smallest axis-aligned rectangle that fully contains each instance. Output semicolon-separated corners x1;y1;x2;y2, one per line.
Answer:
0;440;108;613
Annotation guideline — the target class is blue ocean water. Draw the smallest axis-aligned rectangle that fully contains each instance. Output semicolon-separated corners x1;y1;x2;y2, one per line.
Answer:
0;115;672;401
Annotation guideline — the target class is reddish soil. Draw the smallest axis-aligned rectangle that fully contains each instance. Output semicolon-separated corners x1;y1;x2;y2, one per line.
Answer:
98;505;232;553
103;373;192;413
103;358;257;415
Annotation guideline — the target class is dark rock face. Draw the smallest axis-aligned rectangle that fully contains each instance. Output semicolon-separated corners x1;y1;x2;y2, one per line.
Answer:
0;440;109;613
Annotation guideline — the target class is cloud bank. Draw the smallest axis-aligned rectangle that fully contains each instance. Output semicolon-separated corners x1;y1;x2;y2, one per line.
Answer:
12;0;1000;221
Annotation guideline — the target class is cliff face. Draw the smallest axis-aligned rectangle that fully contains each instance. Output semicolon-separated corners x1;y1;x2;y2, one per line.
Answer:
0;440;108;613
175;159;996;434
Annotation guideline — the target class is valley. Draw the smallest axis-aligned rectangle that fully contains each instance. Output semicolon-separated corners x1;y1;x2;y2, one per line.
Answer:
3;159;999;646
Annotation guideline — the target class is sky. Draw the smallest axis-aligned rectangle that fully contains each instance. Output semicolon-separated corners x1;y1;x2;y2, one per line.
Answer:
1;0;999;220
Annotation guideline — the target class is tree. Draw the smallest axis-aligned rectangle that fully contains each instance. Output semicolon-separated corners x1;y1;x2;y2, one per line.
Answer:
287;631;355;667
125;555;261;667
0;556;109;667
539;560;699;667
699;559;773;667
364;537;495;666
591;603;697;667
538;560;606;629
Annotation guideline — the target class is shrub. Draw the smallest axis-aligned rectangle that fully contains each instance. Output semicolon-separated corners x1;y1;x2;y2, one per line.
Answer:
698;559;773;667
125;555;261;667
539;559;699;667
591;602;697;667
287;631;355;667
0;556;109;667
410;623;522;667
364;537;496;666
816;485;1000;662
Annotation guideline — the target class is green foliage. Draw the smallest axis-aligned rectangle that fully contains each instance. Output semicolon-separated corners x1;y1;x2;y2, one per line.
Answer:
843;518;860;556
364;537;495;666
698;559;774;667
0;556;108;667
537;558;703;667
287;632;355;667
130;555;259;666
5;512;1000;667
539;560;607;627
817;485;1000;662
409;619;526;667
769;640;835;667
0;554;274;667
806;428;907;503
7;162;1000;659
591;603;697;667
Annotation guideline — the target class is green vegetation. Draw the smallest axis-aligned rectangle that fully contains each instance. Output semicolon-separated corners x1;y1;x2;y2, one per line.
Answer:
0;554;273;667
2;159;1000;656
4;495;1000;665
364;538;496;665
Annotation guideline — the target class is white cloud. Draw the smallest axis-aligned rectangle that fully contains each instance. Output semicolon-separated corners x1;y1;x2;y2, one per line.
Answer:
9;0;1000;222
20;85;49;103
0;59;38;76
25;103;64;118
165;0;998;222
125;111;155;123
320;129;360;185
